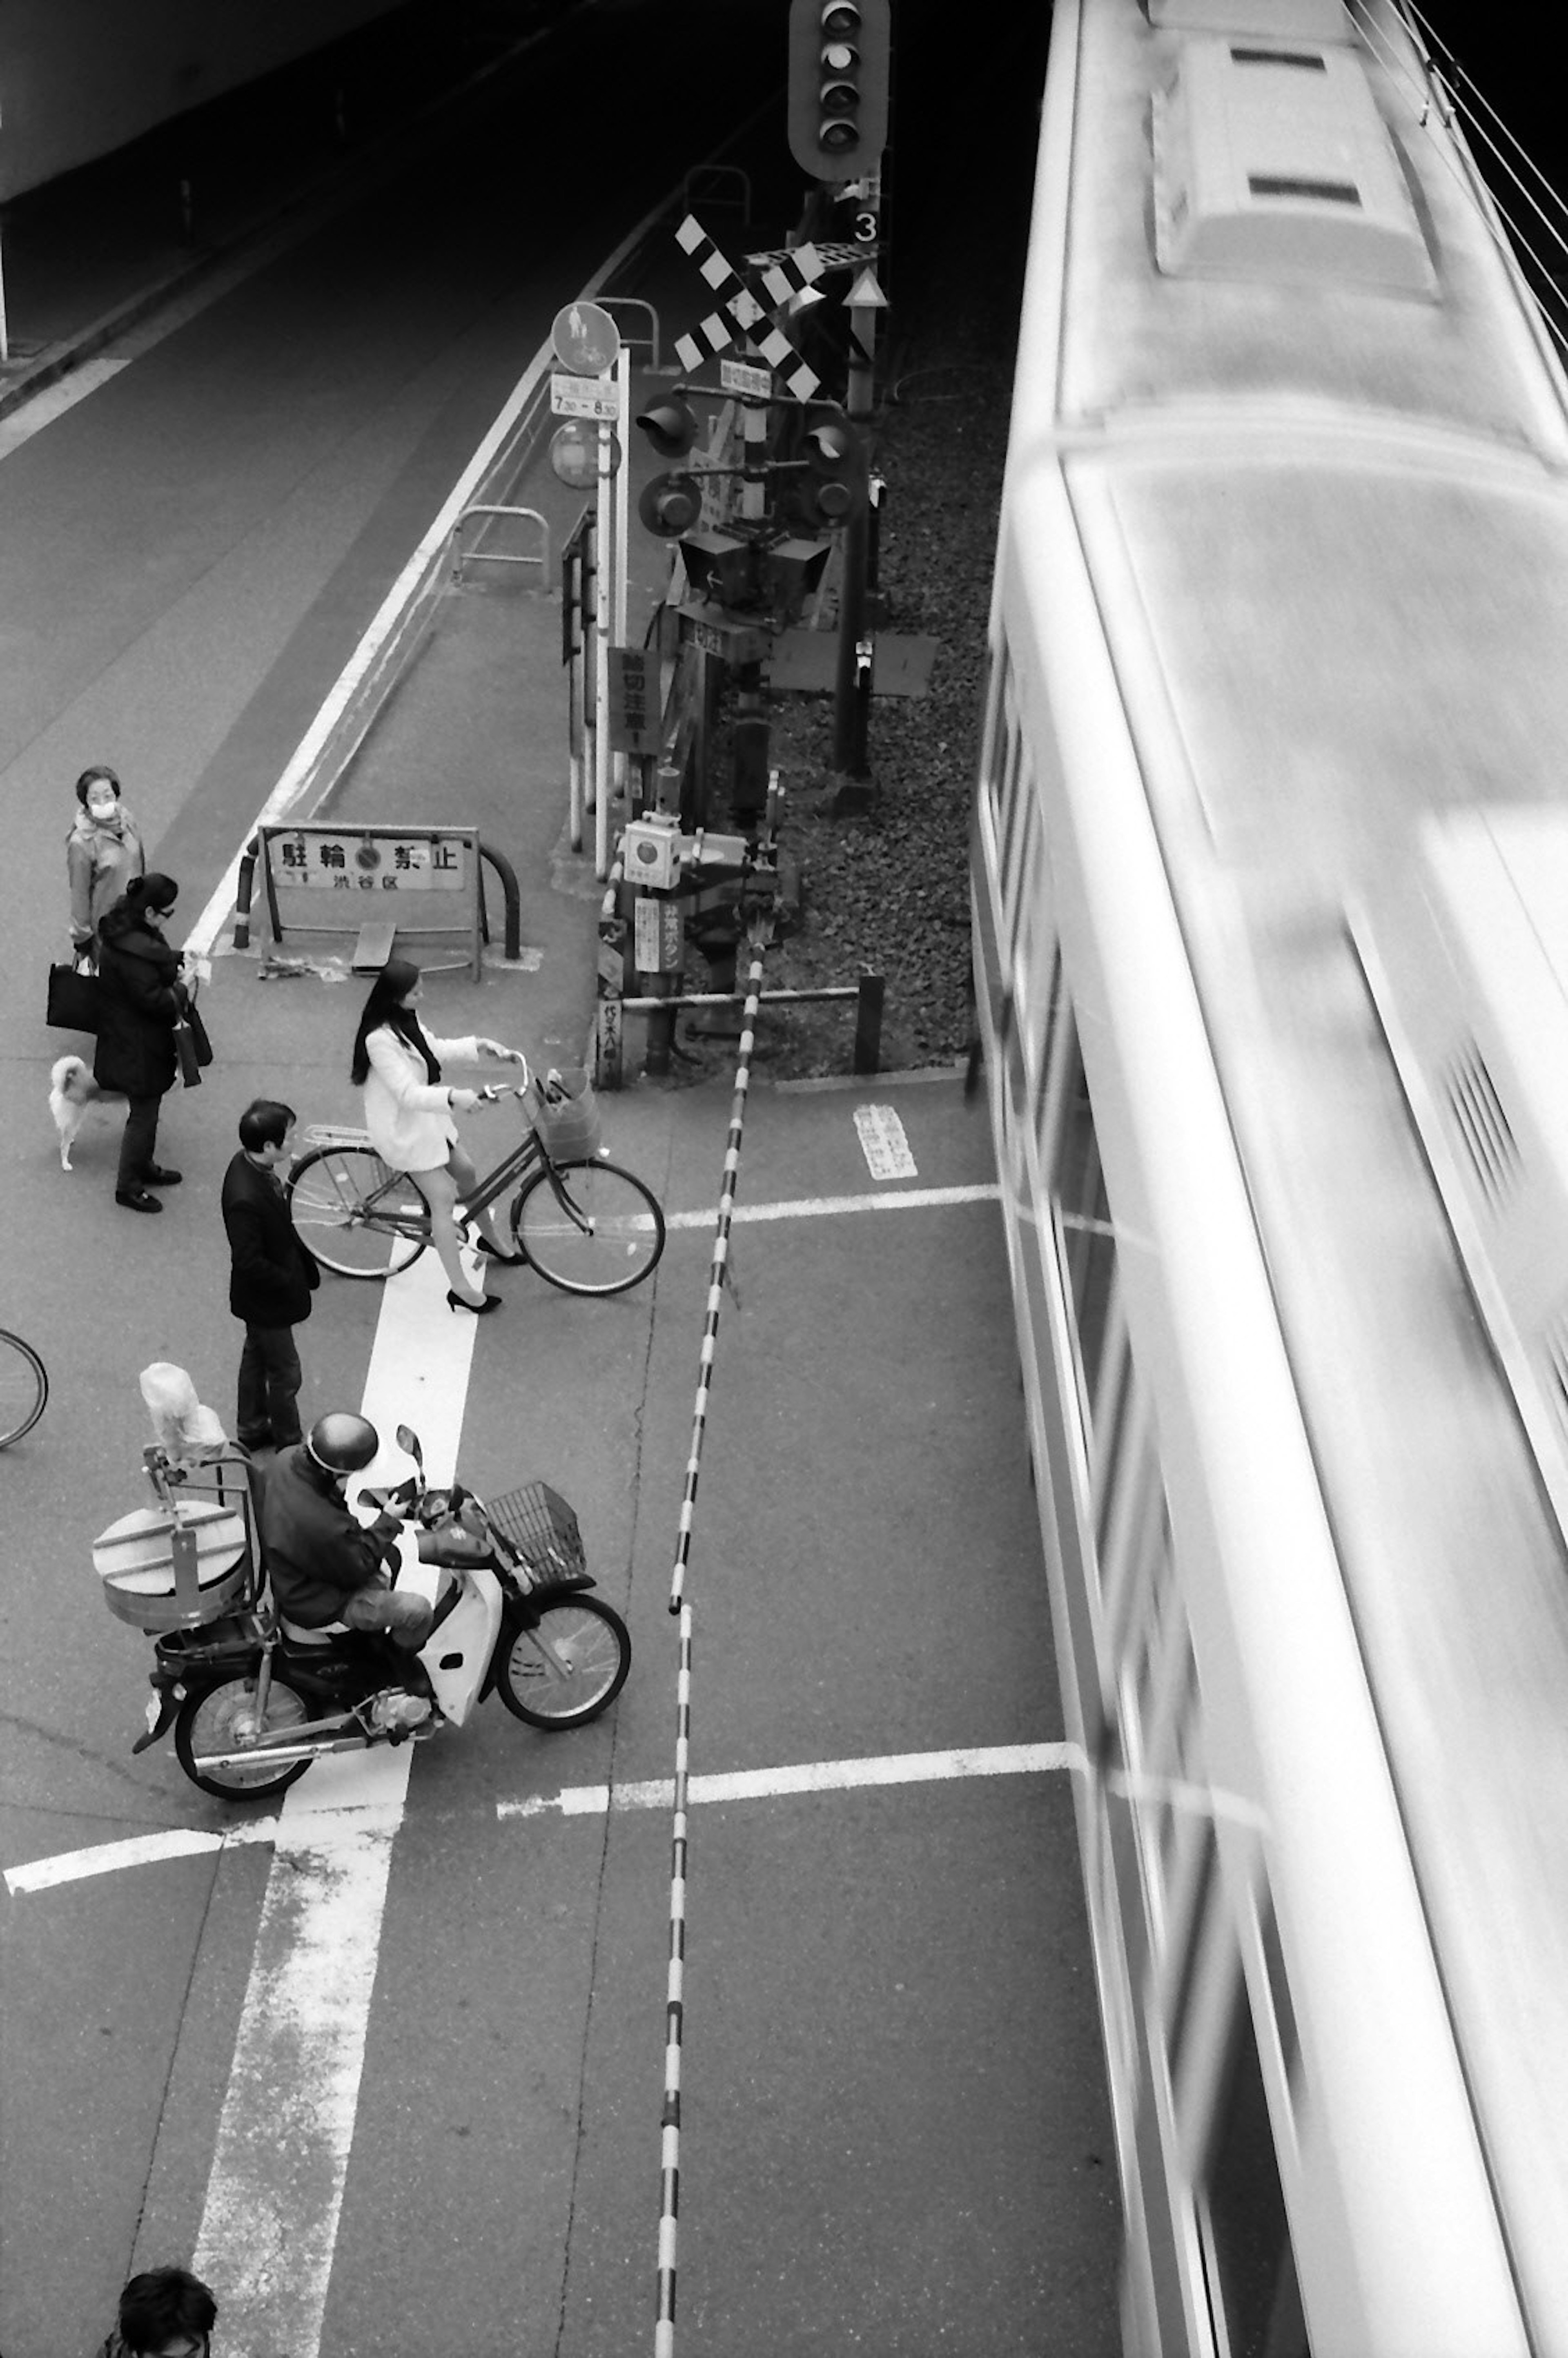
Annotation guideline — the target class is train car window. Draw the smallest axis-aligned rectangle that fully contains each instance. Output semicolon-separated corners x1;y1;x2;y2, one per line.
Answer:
1102;1432;1168;1664
1054;1028;1118;1410
1166;1823;1218;2083
1198;2002;1310;2358
1258;1895;1302;2100
1092;1312;1136;1561
977;646;1009;803
1029;949;1067;1150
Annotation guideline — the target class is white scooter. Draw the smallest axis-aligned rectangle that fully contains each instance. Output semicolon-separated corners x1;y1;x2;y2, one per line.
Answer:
96;1424;631;1799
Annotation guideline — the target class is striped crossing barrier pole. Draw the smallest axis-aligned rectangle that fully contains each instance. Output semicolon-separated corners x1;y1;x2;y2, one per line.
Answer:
668;930;766;1619
656;930;768;2358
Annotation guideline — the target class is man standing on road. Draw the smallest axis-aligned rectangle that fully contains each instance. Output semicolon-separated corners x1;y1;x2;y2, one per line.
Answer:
220;1100;318;1455
95;2264;216;2356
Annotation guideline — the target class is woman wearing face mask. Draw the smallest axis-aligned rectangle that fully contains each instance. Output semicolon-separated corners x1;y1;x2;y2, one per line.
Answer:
350;956;528;1313
66;764;146;962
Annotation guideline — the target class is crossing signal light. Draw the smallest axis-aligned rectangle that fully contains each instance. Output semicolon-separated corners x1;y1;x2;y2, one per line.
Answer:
635;398;698;459
800;403;867;526
787;0;891;183
639;473;704;538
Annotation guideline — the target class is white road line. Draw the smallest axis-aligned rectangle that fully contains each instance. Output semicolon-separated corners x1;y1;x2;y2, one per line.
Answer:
664;1183;999;1230
189;1245;477;2358
0;356;131;457
9;1745;1271;1896
7;1743;1076;1896
497;1741;1081;1820
852;1104;918;1180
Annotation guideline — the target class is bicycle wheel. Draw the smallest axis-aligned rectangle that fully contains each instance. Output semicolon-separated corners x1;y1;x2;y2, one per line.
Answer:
497;1596;631;1728
287;1148;430;1279
0;1330;47;1449
510;1160;665;1295
174;1674;311;1799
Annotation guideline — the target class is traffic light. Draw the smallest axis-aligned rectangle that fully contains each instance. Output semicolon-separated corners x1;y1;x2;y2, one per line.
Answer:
799;403;867;526
787;0;891;183
638;474;704;537
635;398;698;459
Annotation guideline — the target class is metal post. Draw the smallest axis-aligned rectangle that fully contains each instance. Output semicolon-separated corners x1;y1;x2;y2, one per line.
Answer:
833;294;881;791
852;971;885;1074
595;421;613;878
613;348;631;812
564;537;585;853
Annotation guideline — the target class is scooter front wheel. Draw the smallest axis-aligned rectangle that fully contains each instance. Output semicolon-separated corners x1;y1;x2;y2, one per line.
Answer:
498;1596;630;1729
175;1674;312;1799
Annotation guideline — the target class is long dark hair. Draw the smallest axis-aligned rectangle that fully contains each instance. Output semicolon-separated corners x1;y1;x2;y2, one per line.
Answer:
350;957;440;1086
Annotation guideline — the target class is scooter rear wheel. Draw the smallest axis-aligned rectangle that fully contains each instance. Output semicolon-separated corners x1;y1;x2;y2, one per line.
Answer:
175;1674;312;1799
497;1596;630;1729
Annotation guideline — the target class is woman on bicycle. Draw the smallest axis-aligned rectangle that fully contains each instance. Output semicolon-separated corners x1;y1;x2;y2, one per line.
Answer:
350;957;527;1314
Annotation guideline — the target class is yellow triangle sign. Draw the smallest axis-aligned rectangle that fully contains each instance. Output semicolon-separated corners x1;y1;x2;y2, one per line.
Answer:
846;265;889;310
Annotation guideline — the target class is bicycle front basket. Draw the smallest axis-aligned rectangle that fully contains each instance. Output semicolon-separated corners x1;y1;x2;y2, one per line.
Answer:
485;1481;591;1591
533;1071;602;1162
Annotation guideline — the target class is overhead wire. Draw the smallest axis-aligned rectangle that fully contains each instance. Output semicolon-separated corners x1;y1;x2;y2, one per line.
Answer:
1359;2;1568;368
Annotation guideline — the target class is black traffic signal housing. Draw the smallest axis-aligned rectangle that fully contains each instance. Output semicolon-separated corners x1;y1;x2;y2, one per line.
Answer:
637;399;705;539
638;474;704;537
787;0;891;183
636;398;698;459
798;403;868;528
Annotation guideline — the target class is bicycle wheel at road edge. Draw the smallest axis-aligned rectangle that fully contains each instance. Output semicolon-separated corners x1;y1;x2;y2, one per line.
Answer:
510;1159;665;1294
0;1330;47;1448
286;1147;431;1279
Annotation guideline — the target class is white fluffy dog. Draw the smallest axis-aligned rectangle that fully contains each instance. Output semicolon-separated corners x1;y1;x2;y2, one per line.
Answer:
49;1053;125;1170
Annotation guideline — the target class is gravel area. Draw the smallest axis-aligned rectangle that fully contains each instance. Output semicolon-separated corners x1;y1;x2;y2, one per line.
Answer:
669;68;1039;1081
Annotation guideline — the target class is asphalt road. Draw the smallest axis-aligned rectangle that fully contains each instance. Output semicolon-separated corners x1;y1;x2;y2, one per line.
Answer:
0;7;1121;2348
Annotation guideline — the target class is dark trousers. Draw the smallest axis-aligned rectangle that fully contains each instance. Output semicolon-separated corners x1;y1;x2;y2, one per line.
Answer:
237;1322;304;1449
117;1095;163;1190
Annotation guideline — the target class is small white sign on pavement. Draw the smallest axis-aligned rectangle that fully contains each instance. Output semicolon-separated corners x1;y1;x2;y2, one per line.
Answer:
853;1103;918;1180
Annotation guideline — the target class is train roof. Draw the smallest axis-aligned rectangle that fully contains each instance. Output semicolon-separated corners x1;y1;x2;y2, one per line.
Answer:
1005;0;1568;2342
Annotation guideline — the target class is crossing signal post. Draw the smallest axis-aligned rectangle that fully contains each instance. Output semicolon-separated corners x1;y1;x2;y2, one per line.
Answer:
788;0;891;183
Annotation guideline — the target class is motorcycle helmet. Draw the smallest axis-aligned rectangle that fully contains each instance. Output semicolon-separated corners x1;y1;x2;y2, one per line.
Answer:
306;1411;379;1476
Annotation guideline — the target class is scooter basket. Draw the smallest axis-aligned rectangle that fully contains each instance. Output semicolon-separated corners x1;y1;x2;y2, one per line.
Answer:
485;1482;590;1591
532;1072;601;1162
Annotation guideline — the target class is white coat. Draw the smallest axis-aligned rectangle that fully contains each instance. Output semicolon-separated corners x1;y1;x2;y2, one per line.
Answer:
361;1024;483;1173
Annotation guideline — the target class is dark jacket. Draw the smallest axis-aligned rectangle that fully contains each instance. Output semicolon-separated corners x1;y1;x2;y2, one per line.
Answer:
93;901;183;1097
221;1151;320;1328
259;1444;397;1627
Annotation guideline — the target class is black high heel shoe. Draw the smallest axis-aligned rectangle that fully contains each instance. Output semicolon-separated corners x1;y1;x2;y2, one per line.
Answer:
474;1237;525;1264
446;1290;501;1315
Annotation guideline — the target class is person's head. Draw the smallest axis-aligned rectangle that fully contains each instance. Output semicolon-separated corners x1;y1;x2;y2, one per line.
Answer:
125;871;179;924
114;2264;216;2357
76;764;123;821
349;956;425;1084
238;1099;297;1166
305;1411;379;1490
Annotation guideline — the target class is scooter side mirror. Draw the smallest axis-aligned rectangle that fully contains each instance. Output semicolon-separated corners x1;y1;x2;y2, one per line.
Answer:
396;1424;423;1466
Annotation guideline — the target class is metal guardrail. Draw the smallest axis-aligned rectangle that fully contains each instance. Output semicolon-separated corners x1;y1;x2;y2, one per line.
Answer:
596;296;669;372
451;503;550;584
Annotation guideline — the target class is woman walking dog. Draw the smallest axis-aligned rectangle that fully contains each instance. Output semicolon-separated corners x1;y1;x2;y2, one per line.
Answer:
350;956;527;1313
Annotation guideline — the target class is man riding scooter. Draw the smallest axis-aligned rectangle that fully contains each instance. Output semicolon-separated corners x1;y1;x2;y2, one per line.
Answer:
260;1411;435;1654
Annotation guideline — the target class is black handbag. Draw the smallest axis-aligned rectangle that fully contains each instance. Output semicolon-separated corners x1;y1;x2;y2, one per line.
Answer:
173;1019;203;1089
47;961;101;1033
185;1001;214;1069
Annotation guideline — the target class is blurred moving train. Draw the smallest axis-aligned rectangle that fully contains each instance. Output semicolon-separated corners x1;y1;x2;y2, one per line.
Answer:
971;2;1568;2351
